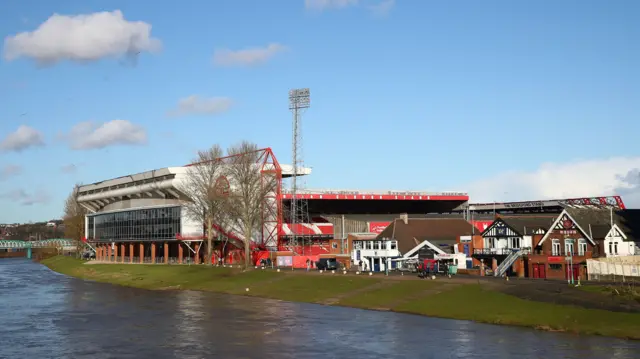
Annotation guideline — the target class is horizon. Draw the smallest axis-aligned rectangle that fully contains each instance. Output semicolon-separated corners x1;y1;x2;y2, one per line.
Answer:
1;0;639;222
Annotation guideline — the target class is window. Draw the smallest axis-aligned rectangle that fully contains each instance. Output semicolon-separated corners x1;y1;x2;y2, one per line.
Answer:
614;242;618;255
552;239;561;256
390;241;397;250
485;237;496;248
90;206;182;242
365;241;372;250
549;264;563;270
578;239;587;256
331;242;338;249
354;241;362;250
609;242;613;255
565;239;574;256
509;237;521;249
373;241;381;250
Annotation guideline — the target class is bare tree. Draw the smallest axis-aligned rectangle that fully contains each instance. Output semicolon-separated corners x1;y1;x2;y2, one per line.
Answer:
225;141;275;269
179;144;229;265
63;184;87;256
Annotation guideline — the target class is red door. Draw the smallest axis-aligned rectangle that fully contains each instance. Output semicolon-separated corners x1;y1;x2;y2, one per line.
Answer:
532;263;546;279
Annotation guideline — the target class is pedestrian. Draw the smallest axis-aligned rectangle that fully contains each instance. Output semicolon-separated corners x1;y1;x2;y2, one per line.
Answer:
306;258;310;272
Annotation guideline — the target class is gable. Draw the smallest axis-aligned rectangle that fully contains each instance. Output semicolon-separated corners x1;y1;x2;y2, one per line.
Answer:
539;210;596;246
481;219;519;237
606;224;627;240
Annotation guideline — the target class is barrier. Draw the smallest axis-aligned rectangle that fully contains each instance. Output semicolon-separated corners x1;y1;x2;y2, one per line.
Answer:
587;258;640;279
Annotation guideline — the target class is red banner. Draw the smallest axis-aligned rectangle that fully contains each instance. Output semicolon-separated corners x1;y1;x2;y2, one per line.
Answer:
471;220;493;232
369;222;391;234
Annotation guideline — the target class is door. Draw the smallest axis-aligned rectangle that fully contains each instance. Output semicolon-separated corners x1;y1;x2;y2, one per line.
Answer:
463;244;470;256
532;263;546;279
566;264;580;281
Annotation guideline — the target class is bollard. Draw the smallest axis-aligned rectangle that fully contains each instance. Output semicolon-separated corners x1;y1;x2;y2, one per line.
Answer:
332;270;335;274
245;288;249;292
277;268;280;272
369;272;373;276
343;270;347;275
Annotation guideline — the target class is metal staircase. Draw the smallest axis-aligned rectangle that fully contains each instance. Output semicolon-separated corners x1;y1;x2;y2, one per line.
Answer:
494;249;523;277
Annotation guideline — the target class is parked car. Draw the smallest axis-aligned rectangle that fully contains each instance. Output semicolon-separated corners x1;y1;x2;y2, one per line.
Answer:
82;250;95;260
315;258;339;270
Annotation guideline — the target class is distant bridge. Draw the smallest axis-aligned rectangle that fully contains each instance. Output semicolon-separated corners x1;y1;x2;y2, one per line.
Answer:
0;239;81;251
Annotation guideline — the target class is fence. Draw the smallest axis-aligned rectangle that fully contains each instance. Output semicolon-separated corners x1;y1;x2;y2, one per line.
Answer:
587;256;640;280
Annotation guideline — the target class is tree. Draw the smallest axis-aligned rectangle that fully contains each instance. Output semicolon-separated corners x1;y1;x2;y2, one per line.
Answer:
225;141;275;269
63;184;87;256
179;144;228;265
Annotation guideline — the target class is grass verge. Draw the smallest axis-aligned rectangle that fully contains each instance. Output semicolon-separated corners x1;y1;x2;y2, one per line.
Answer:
42;256;640;340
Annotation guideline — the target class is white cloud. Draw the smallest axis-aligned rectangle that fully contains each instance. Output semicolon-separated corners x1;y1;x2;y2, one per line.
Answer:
0;164;22;180
0;125;45;152
167;95;233;117
0;189;50;205
368;0;395;16
464;157;640;208
305;0;359;10
3;10;161;65
62;120;147;150
213;43;287;67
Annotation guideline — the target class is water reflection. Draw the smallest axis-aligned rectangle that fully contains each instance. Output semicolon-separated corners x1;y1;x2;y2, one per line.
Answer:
0;258;638;359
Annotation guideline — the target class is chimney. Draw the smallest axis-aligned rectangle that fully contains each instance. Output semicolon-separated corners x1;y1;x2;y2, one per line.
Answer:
400;213;409;225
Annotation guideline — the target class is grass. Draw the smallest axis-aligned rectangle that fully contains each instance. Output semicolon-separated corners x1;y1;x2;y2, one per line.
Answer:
42;256;640;340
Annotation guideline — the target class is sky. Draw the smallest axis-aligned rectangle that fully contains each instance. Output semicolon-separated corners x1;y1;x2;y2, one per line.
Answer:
0;0;639;223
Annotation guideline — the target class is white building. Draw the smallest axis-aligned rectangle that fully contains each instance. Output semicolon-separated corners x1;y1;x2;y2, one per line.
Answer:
603;223;639;257
350;233;401;272
77;150;309;259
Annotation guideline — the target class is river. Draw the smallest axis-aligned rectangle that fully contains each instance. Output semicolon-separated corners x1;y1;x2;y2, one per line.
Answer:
0;258;638;359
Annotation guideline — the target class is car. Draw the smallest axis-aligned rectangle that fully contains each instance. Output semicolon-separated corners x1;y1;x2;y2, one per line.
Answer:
315;258;339;271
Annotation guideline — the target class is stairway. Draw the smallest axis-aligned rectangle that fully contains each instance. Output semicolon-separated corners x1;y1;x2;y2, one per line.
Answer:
494;249;523;277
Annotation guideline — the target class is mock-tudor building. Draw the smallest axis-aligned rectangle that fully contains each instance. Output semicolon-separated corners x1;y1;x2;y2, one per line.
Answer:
475;215;556;277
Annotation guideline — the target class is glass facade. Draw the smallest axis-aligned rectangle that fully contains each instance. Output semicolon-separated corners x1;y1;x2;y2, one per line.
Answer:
87;206;182;242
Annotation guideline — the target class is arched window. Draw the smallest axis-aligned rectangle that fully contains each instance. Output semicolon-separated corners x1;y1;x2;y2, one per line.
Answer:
551;239;561;256
578;238;587;256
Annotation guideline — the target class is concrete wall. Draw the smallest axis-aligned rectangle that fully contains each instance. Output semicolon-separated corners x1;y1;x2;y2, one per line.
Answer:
101;197;183;212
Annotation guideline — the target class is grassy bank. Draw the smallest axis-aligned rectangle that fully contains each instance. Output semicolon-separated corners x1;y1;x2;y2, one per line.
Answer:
42;256;640;340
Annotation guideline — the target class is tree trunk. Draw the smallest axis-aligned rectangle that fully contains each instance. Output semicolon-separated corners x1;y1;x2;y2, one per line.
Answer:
244;226;252;270
206;217;214;266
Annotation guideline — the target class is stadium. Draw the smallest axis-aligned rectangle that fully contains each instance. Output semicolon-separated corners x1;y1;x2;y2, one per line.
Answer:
77;146;626;267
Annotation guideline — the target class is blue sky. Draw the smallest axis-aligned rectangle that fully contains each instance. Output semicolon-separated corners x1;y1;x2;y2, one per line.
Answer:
1;0;639;223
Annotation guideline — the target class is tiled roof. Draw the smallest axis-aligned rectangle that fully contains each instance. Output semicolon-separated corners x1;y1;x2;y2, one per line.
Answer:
377;218;475;254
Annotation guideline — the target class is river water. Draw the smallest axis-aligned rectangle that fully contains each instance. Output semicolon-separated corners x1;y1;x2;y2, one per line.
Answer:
0;258;638;359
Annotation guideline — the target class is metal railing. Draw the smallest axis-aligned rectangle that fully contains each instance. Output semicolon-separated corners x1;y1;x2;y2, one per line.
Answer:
473;247;531;256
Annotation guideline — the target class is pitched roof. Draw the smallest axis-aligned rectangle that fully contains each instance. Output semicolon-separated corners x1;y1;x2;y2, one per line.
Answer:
563;208;640;241
377;218;475;254
497;215;557;235
613;209;640;242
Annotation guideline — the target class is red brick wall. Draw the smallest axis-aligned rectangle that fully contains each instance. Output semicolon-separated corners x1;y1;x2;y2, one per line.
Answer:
527;228;593;280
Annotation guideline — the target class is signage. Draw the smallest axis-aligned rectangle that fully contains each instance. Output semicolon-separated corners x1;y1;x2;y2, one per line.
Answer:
369;222;391;234
459;235;471;243
277;256;293;267
504;201;544;209
548;256;564;263
495;228;507;236
214;176;231;197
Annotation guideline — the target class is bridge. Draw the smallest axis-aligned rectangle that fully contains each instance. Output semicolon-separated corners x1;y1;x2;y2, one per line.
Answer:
0;239;90;259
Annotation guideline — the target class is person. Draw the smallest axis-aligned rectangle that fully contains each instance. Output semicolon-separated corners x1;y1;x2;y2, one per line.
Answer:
306;258;310;272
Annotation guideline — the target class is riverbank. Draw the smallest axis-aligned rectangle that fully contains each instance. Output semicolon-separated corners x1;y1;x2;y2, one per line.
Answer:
42;256;640;340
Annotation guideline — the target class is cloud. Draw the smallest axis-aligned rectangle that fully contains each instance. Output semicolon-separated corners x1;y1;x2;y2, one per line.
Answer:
167;95;233;117
61;120;147;150
0;165;22;180
305;0;359;10
60;164;77;173
0;125;45;152
213;43;287;67
368;0;395;16
0;189;51;205
463;157;640;208
3;10;161;65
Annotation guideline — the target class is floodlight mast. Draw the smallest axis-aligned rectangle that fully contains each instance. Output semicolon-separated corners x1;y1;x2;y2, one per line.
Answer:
288;88;310;254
